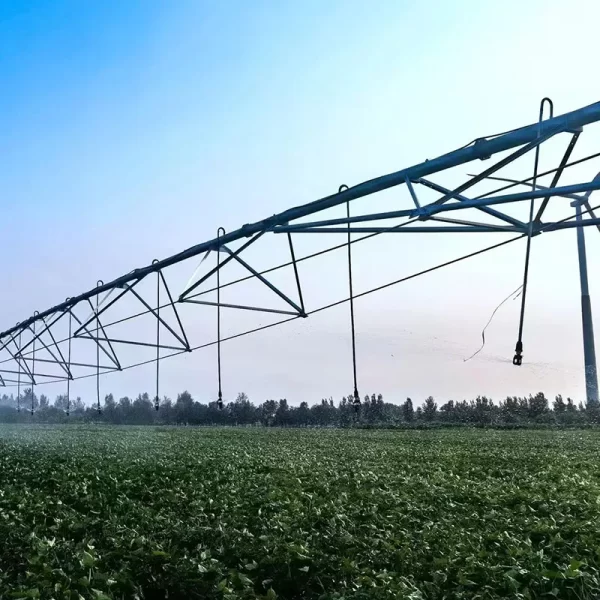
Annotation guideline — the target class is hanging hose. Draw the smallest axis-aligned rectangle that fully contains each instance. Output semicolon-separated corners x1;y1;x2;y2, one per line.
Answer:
216;227;225;410
16;327;21;413
340;185;361;412
513;97;554;366
153;261;160;411
464;285;523;362
31;312;38;415
96;281;103;413
66;302;72;416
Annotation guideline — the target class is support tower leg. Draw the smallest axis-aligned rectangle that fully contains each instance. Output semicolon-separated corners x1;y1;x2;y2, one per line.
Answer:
576;204;599;405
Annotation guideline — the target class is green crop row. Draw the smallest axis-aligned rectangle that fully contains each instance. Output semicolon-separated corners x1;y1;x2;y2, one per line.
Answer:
1;426;600;599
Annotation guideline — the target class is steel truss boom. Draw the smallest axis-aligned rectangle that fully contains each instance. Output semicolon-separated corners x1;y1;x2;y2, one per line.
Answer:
2;100;600;339
2;98;600;407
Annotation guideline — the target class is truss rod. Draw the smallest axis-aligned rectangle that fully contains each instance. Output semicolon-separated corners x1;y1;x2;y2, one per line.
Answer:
474;151;600;200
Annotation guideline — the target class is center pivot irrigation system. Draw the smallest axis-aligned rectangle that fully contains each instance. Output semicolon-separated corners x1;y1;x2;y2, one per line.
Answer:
3;98;600;415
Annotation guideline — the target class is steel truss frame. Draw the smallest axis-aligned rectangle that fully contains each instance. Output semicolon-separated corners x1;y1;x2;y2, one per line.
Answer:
3;99;600;409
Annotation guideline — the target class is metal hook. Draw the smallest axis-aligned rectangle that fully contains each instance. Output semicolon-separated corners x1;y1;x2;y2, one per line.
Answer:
539;97;554;121
536;98;554;136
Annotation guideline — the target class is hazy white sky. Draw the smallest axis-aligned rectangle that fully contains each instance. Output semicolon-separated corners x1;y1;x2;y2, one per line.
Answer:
2;0;600;405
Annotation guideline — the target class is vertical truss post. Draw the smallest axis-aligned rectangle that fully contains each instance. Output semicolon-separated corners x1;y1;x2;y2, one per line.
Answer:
216;227;225;410
153;260;160;411
287;232;306;316
66;304;72;416
575;204;599;405
513;98;554;366
340;186;360;412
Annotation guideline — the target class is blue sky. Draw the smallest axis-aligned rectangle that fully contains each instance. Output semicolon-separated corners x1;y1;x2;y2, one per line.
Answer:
2;0;600;405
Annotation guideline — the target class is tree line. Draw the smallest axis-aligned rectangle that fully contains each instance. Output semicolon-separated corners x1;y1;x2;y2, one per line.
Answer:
0;389;598;427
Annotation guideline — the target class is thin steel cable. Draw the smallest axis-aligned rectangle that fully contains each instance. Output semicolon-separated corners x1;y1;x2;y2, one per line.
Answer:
6;236;519;389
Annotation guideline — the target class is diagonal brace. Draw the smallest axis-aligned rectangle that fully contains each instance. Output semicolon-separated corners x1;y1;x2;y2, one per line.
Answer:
221;245;305;315
418;178;525;228
125;284;190;350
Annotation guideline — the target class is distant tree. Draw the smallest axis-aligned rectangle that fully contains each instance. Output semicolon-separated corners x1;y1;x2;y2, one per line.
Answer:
440;400;456;422
22;388;37;412
175;391;194;424
501;397;519;423
371;393;385;423
422;396;438;421
454;400;471;423
54;394;69;412
528;392;548;418
311;398;337;427
132;393;154;424
103;393;117;421
72;397;84;412
473;396;494;425
231;392;255;425
295;401;310;427
585;398;600;423
3;382;599;429
402;398;414;422
261;399;278;427
338;396;352;427
553;394;566;413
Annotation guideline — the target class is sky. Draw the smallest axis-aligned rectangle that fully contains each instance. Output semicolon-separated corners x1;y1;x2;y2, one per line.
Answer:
2;0;600;406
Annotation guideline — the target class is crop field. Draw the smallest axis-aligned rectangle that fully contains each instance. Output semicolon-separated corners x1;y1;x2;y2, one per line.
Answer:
1;427;600;599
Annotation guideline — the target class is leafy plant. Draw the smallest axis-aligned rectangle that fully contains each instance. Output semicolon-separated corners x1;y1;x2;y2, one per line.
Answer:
1;426;599;599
